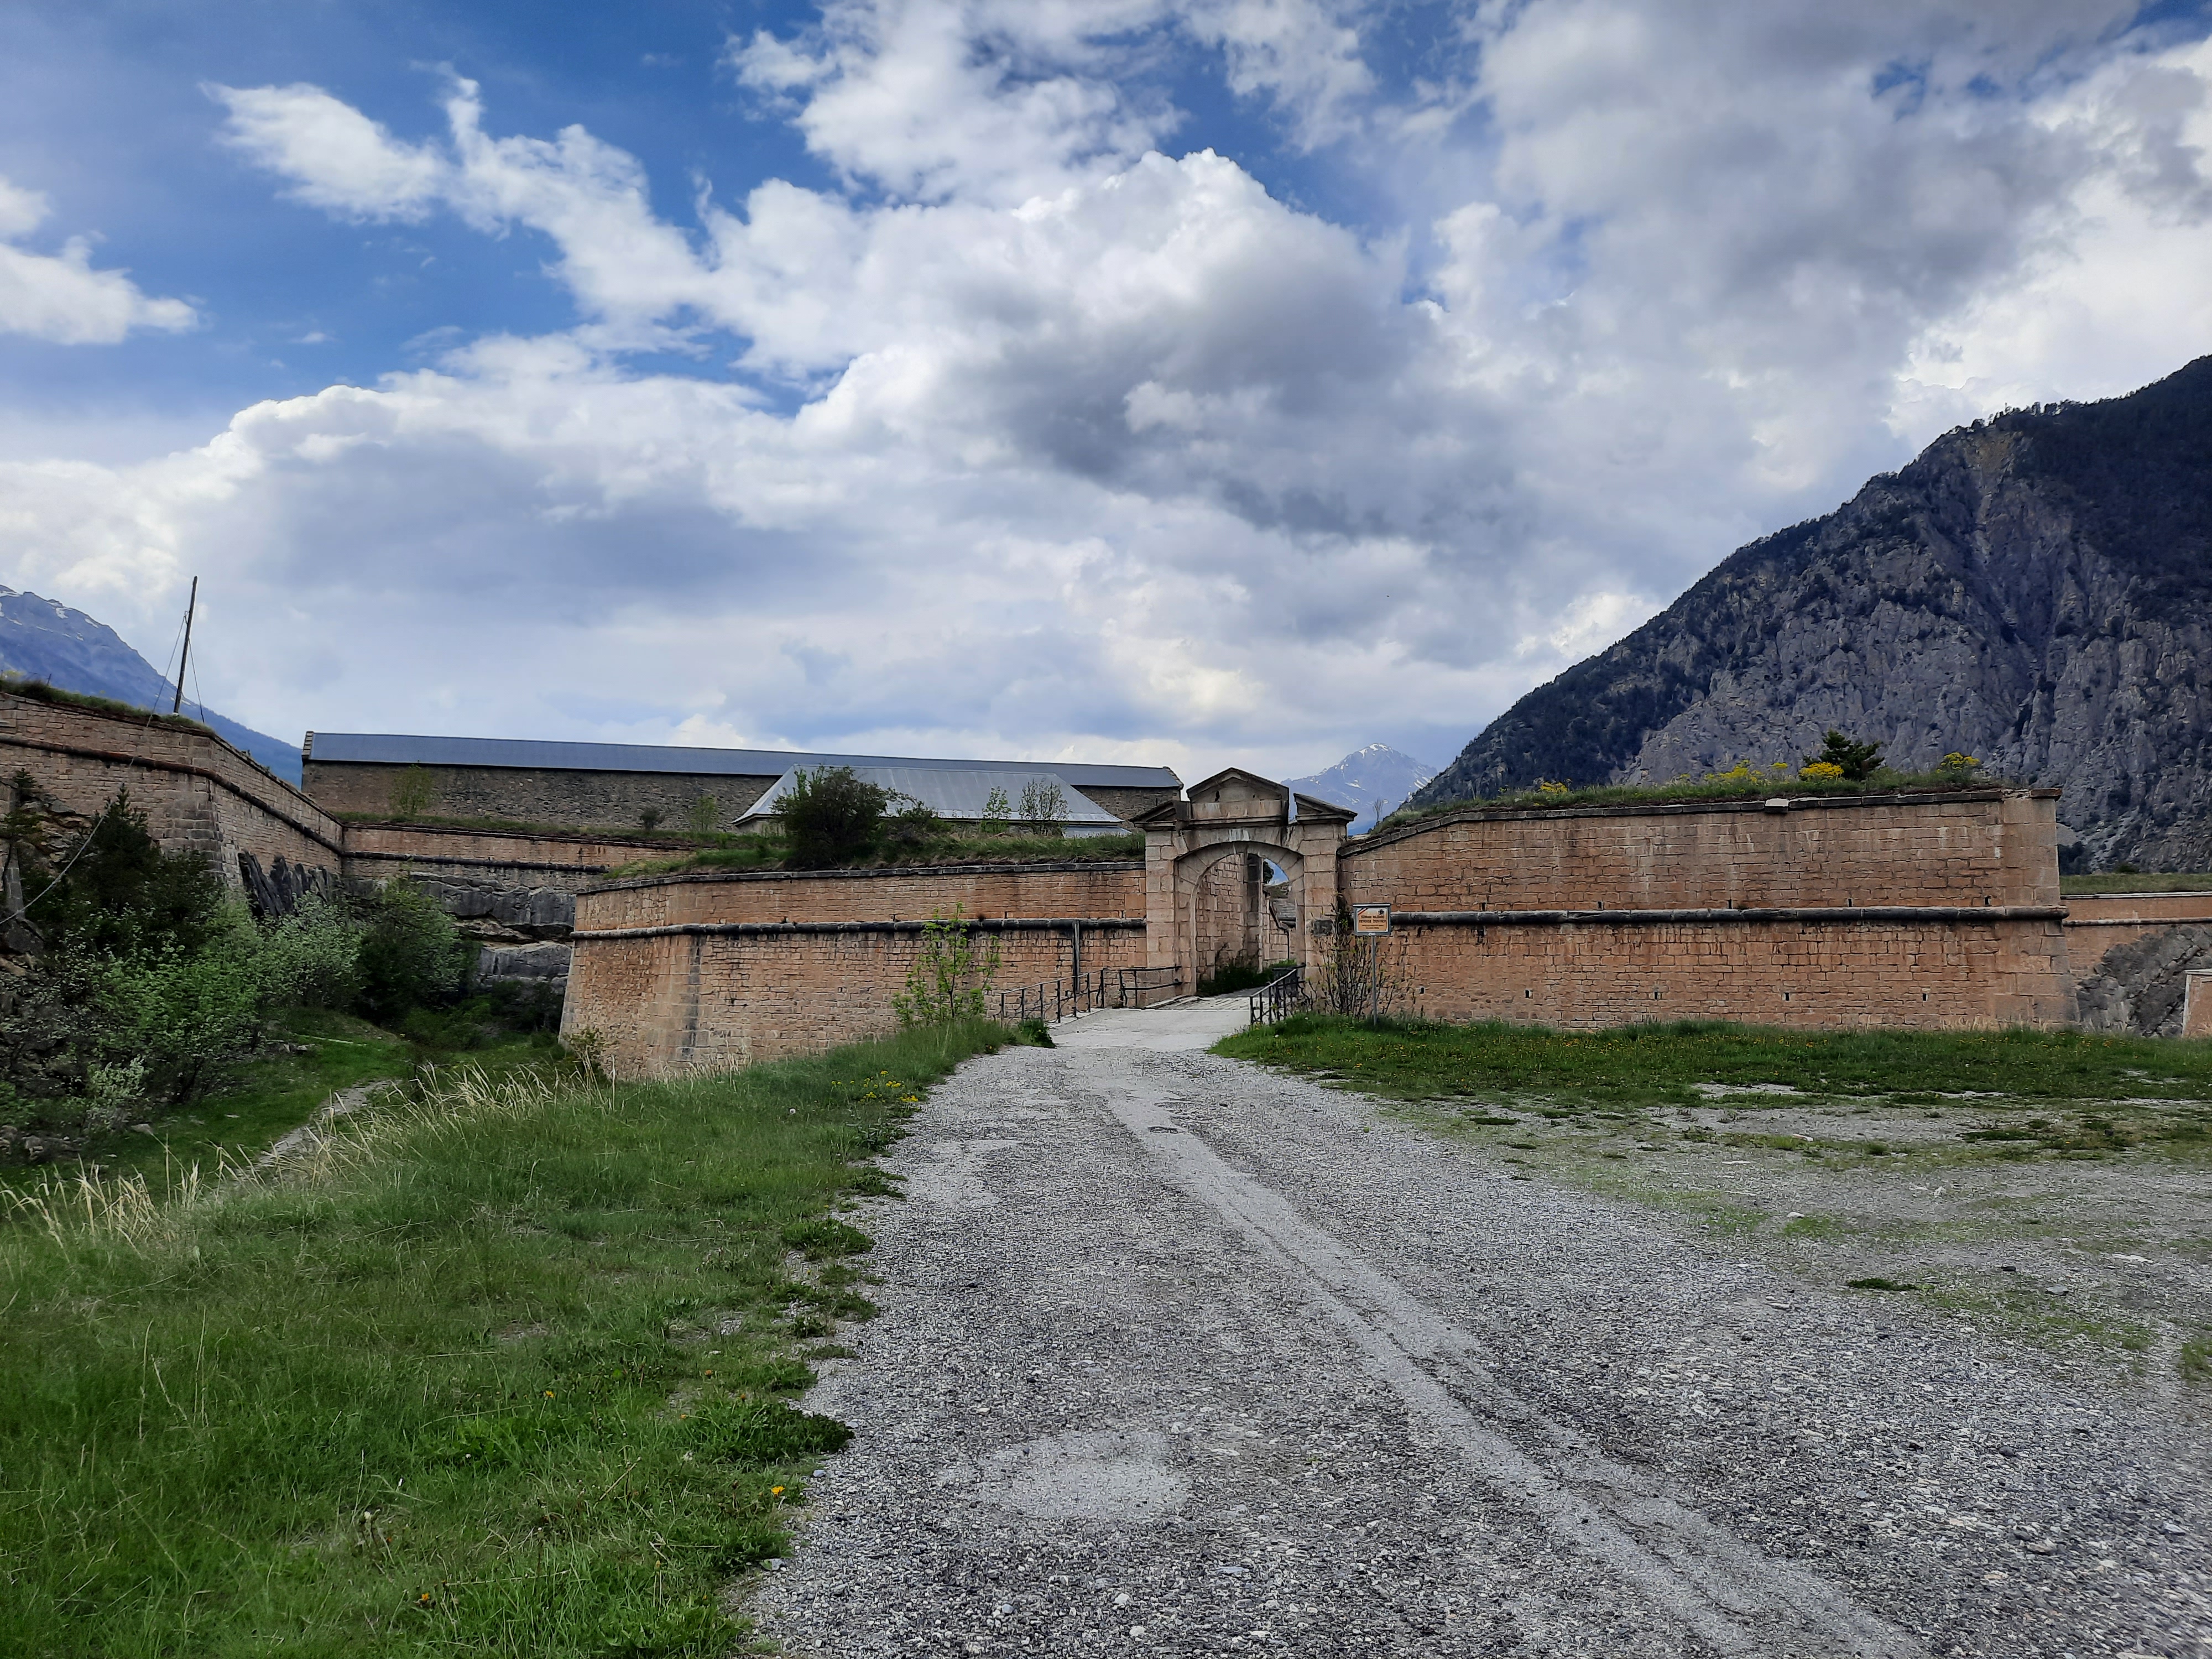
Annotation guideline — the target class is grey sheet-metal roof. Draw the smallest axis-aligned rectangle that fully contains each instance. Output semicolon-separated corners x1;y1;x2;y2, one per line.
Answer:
304;732;1179;789
738;766;1121;825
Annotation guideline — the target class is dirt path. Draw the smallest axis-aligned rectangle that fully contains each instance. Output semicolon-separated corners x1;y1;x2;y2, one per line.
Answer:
753;1005;2211;1656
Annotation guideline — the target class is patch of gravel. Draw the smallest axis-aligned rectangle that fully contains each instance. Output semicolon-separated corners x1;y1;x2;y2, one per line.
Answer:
749;1006;2212;1657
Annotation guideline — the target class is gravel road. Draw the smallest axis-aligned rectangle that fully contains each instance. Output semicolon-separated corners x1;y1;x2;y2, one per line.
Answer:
750;1003;2212;1657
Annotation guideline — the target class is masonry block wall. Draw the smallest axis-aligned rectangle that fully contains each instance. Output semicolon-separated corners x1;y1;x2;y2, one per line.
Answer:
565;863;1149;1073
1338;789;2074;1032
304;762;1179;837
1339;789;2063;912
339;821;670;895
304;760;778;833
2059;891;2212;975
0;691;342;888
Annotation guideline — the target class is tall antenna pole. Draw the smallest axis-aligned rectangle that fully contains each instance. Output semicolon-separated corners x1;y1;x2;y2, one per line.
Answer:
171;577;197;716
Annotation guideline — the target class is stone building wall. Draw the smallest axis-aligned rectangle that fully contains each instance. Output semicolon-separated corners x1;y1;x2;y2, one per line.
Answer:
303;760;776;833
304;763;1178;836
338;821;666;896
0;690;342;888
565;863;1148;1073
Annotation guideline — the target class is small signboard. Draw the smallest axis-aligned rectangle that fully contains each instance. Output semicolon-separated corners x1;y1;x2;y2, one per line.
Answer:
1352;904;1393;936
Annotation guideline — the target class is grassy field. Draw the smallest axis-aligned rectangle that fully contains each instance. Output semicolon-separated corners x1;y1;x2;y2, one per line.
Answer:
1;1019;1006;1658
1218;1013;2212;1111
1219;1015;2212;1389
2063;871;2212;894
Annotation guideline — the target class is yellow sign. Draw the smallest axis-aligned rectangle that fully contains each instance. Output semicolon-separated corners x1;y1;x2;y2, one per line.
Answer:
1352;904;1392;936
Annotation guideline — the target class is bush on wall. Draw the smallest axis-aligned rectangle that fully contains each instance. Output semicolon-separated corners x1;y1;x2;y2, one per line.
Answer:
779;766;889;867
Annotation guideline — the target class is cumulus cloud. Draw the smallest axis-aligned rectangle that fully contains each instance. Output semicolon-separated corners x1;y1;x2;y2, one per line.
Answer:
0;175;195;345
11;1;2212;779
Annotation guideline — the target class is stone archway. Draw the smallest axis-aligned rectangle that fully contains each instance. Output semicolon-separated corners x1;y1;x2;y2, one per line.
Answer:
1133;768;1355;996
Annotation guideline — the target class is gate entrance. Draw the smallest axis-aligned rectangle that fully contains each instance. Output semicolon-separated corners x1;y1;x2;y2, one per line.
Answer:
1133;769;1355;998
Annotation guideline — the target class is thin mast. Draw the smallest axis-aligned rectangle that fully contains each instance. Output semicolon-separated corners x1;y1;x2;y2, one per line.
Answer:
171;577;197;715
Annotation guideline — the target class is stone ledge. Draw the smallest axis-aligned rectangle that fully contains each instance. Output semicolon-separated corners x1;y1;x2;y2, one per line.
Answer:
1392;905;2068;927
573;916;1150;941
582;860;1145;895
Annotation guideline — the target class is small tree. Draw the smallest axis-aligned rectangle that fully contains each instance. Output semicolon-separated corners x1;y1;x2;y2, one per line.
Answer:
686;793;721;836
779;766;888;868
639;807;664;833
893;907;1001;1026
880;795;944;859
354;880;472;1020
389;765;435;820
1018;777;1067;836
1801;731;1884;782
978;786;1012;836
97;924;265;1104
28;789;226;958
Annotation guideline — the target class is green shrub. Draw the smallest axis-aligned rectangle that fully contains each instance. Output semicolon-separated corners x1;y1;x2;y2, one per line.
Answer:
779;766;888;868
26;788;226;957
96;922;267;1104
257;890;363;1008
891;907;1000;1025
355;880;473;1020
1802;730;1885;781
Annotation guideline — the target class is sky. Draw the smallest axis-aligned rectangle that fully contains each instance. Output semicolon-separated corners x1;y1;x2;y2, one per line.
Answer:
2;1;2210;785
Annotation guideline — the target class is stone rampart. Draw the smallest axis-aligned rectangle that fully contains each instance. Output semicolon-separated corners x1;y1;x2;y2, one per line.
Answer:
566;863;1147;1074
1383;907;2073;1031
338;821;665;895
0;690;342;891
1340;789;2062;912
1337;790;2074;1032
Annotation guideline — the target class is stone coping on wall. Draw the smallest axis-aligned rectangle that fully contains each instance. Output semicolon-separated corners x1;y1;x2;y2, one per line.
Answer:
572;916;1150;941
341;817;690;851
1390;904;2067;927
0;690;342;852
580;859;1145;896
1348;786;2063;857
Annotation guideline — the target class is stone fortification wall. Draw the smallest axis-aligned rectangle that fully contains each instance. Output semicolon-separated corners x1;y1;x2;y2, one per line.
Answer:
2062;892;2212;1036
305;761;777;833
0;690;341;891
2060;891;2212;963
339;821;665;898
565;863;1147;1075
1340;789;2062;913
1337;790;2074;1031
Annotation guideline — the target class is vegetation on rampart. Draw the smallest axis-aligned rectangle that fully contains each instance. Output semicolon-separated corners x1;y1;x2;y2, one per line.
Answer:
1;672;218;738
1376;735;1995;834
0;1019;1006;1657
2063;871;2212;894
0;780;547;1159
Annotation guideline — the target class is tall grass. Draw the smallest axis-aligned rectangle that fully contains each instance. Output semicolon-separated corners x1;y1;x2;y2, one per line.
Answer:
0;1019;1005;1657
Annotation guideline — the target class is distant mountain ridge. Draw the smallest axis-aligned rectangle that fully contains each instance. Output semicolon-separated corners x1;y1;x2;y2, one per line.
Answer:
1412;356;2212;872
0;587;300;783
1286;743;1438;833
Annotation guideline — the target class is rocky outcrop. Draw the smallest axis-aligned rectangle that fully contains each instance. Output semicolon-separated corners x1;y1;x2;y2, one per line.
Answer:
1417;357;2212;872
237;852;338;920
2074;926;2212;1037
411;877;575;941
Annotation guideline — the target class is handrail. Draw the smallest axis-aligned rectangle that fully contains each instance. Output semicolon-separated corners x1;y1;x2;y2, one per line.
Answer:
1249;963;1305;1026
993;964;1186;1024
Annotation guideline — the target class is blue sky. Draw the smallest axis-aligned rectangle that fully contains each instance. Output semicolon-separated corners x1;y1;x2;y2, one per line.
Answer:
2;0;2210;781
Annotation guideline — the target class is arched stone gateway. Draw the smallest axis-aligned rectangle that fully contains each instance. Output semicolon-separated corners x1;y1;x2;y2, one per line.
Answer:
1132;769;1357;994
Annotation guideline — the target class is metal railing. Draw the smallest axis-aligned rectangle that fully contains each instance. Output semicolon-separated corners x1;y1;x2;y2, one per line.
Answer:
1249;963;1305;1026
993;964;1186;1025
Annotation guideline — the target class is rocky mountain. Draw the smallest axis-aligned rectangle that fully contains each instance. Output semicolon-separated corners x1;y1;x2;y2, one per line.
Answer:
1413;356;2212;872
0;587;300;782
1287;743;1439;833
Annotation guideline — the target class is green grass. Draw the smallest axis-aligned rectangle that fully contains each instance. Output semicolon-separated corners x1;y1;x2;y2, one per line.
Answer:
2063;871;2212;894
1217;1013;2212;1110
0;1018;1007;1657
2;1009;560;1196
608;830;1145;880
1371;766;1999;833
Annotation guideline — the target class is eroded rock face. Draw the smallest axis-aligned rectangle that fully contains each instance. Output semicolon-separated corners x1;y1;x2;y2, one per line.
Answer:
2075;926;2212;1037
1417;357;2212;872
410;878;575;938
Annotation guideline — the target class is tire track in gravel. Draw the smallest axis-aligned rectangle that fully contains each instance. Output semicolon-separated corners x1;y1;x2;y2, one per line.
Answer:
751;1004;2212;1657
1095;1052;1916;1657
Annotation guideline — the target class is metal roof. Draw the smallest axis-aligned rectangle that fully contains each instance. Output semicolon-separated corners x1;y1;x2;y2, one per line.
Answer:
304;731;1179;789
737;766;1121;825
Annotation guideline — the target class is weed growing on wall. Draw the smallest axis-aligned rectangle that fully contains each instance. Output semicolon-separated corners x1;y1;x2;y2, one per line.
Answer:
893;906;1003;1026
1018;777;1067;834
389;763;436;819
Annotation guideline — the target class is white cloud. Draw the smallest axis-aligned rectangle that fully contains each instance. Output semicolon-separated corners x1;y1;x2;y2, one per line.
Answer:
8;1;2212;784
0;175;195;345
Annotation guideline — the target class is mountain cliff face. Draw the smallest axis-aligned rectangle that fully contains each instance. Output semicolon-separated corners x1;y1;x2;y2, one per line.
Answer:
0;587;300;782
1414;356;2212;871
